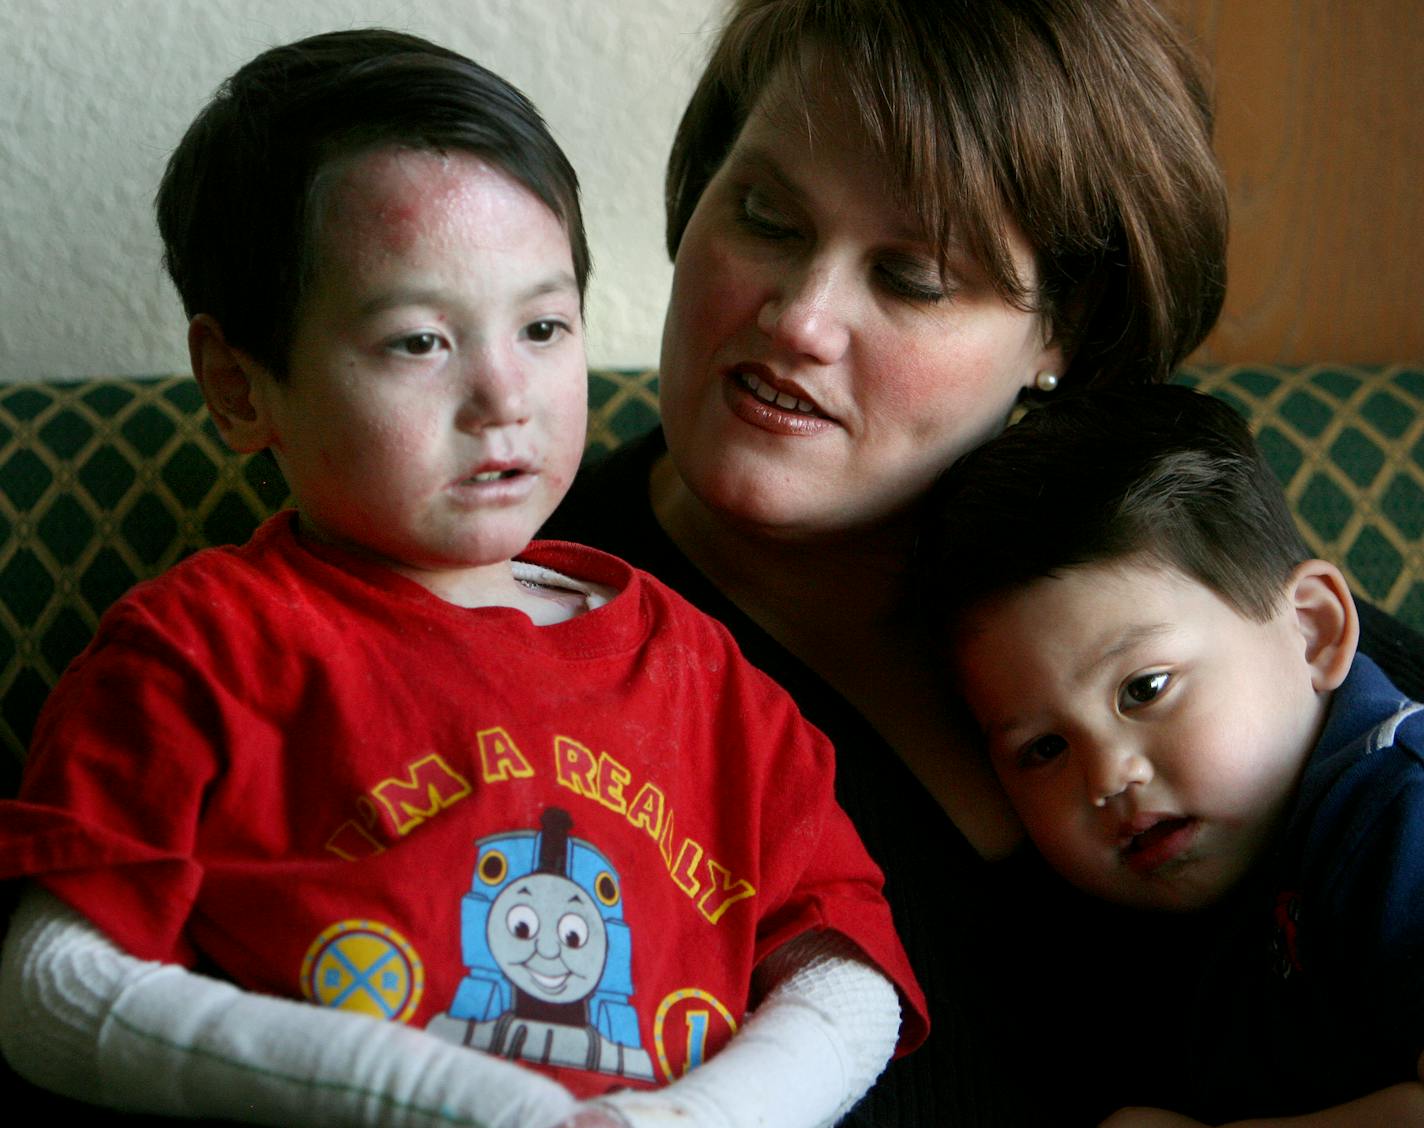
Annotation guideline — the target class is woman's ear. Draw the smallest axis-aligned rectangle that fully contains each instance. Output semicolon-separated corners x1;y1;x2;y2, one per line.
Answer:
1025;325;1068;397
1287;559;1360;693
189;314;277;453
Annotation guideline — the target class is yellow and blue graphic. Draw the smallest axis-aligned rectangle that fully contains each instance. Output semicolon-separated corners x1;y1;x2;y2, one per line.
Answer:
300;919;425;1022
425;807;656;1081
652;987;739;1079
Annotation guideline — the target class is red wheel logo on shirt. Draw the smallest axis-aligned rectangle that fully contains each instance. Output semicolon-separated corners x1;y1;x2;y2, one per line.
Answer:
300;919;425;1023
651;987;738;1081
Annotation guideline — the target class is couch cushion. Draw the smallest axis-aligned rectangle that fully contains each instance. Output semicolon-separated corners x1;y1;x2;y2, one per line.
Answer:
1179;364;1424;630
1;366;1419;793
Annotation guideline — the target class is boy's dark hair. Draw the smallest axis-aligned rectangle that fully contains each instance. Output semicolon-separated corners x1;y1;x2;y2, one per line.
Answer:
156;28;590;377
668;0;1226;388
920;384;1312;632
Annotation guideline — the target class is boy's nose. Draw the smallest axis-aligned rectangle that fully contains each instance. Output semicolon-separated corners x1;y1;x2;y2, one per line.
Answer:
456;352;529;430
757;261;851;365
1087;746;1153;808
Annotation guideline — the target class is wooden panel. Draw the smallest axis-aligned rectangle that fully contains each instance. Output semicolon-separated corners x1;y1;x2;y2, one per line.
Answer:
1167;0;1424;363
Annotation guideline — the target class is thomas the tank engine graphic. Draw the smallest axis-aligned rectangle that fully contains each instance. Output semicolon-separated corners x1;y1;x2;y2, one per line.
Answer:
425;806;654;1080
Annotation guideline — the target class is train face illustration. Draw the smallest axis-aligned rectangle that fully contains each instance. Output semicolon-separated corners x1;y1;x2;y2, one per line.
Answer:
427;807;654;1080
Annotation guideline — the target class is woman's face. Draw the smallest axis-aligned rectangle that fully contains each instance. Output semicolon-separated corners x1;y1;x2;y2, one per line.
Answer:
658;67;1062;540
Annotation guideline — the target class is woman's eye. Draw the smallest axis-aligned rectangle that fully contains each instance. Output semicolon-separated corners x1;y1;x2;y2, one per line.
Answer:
392;332;444;356
525;319;567;344
737;189;797;239
1017;734;1068;768
878;259;946;303
1119;671;1170;710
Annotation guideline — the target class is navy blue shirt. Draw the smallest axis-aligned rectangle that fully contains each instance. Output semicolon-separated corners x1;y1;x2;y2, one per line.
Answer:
1188;654;1424;1119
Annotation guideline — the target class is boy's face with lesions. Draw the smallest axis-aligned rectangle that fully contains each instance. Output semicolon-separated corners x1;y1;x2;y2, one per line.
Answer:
245;146;587;602
955;557;1342;911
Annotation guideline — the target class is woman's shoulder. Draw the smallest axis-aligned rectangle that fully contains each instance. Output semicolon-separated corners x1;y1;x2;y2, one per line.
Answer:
542;428;725;611
542;428;666;550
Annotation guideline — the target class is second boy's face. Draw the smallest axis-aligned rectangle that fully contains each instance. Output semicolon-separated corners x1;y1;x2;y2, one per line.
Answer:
255;147;585;598
955;560;1328;911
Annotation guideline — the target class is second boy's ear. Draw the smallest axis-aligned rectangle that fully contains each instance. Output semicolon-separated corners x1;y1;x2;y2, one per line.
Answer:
1287;559;1360;694
189;314;278;454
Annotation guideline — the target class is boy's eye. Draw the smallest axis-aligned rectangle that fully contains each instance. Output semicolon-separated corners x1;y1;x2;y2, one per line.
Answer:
1017;733;1068;769
1119;671;1170;711
392;332;444;356
524;319;568;344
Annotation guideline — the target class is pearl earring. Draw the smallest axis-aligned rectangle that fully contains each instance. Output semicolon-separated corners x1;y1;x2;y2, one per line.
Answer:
1034;371;1059;393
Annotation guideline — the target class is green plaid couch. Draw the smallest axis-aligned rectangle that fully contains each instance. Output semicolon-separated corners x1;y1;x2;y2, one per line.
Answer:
2;365;1421;794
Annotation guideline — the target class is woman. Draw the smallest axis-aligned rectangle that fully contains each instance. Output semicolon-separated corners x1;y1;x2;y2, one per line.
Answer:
545;0;1424;1123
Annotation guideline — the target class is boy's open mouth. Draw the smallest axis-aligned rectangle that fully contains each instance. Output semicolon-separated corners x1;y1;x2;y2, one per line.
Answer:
1121;815;1198;873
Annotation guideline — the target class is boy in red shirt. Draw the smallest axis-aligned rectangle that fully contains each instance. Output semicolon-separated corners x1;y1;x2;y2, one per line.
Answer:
0;29;924;1128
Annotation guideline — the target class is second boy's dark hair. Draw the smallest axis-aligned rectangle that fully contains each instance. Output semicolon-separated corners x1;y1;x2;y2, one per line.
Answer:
156;28;590;377
920;384;1312;630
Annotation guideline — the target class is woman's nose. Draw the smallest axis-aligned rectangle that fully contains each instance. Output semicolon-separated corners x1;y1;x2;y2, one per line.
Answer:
1086;745;1153;807
756;261;851;364
455;350;528;431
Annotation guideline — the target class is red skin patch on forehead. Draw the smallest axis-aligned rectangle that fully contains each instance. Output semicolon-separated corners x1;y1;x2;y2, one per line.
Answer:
322;154;465;264
374;200;424;255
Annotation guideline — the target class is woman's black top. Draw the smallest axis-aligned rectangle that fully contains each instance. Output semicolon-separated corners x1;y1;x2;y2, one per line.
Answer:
542;429;1424;1127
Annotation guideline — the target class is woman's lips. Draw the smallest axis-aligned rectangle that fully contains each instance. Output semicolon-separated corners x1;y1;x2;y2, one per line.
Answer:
722;366;836;436
742;371;817;414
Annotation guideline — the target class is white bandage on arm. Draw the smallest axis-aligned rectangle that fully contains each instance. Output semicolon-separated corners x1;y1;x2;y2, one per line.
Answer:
589;929;901;1128
0;883;579;1128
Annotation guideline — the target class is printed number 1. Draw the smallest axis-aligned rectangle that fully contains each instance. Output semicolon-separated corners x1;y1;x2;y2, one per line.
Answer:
683;1009;710;1071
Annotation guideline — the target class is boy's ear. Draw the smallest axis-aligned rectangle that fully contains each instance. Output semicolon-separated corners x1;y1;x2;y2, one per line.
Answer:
1287;559;1359;693
189;314;277;453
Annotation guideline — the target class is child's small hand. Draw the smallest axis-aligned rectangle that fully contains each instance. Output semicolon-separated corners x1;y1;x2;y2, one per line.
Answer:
1099;1109;1208;1128
548;1106;634;1128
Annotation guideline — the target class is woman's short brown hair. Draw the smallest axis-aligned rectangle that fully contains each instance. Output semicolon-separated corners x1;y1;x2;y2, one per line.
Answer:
666;0;1227;387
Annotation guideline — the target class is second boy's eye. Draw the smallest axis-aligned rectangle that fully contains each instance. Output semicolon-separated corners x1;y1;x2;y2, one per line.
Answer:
1119;671;1170;711
1017;733;1068;769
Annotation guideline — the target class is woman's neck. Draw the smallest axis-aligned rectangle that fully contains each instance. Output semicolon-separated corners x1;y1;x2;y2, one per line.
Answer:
650;455;1023;859
650;455;903;637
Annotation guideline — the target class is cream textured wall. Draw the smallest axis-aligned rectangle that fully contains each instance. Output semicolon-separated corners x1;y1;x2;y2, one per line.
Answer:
0;0;718;382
